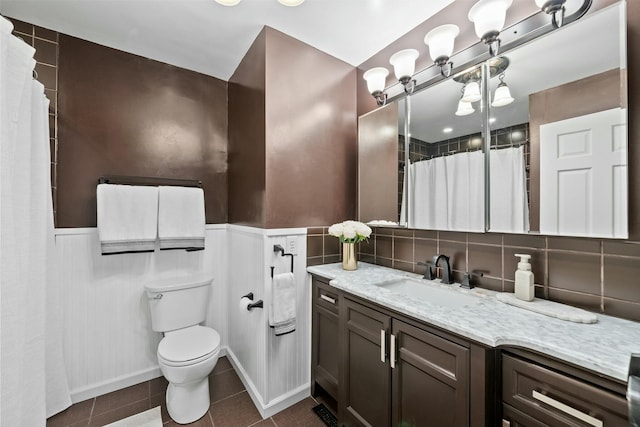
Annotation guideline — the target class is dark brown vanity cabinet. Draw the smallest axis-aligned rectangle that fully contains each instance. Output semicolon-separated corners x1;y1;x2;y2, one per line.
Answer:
311;276;341;400
501;350;628;427
340;296;476;427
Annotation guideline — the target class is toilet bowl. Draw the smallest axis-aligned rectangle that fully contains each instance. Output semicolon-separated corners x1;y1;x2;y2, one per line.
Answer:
144;273;220;424
158;325;220;424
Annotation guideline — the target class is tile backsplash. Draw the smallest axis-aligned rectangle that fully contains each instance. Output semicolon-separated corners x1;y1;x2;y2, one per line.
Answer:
307;226;640;322
10;18;59;223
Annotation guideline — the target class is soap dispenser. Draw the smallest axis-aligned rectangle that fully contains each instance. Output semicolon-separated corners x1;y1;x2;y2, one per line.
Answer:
514;254;534;301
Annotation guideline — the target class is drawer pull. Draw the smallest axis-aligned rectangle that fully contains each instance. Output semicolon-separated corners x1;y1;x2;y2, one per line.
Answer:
319;294;336;304
380;330;386;363
532;390;603;427
390;334;396;369
501;420;510;427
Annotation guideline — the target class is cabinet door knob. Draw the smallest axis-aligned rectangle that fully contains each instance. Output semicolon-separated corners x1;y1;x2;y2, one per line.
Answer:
320;294;336;304
532;390;603;427
390;334;396;369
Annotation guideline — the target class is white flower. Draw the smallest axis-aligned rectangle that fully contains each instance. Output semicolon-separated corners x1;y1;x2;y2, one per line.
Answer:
342;225;356;240
328;223;343;237
328;220;372;243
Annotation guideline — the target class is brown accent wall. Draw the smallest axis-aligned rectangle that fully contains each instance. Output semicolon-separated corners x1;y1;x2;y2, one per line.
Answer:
57;35;228;227
228;29;267;228
9;19;59;222
528;69;624;231
228;27;358;228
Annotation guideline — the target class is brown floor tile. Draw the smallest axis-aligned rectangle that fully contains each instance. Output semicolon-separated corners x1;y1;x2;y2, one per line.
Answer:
209;368;245;403
210;392;262;427
271;397;326;427
213;356;233;374
46;398;94;427
92;382;149;416
88;399;149;427
150;376;168;397
149;393;170;424
250;418;276;427
164;410;214;427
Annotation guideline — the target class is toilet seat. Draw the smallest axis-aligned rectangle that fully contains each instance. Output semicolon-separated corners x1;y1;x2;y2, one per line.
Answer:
158;325;220;367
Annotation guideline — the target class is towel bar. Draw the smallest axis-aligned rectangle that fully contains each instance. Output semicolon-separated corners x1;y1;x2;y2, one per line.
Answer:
98;175;202;188
271;244;294;278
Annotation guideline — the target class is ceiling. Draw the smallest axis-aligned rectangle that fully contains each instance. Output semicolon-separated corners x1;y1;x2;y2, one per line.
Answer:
0;0;454;81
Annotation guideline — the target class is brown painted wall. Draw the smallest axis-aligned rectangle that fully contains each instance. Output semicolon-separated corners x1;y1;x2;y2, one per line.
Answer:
57;35;228;227
228;29;267;228
264;28;357;228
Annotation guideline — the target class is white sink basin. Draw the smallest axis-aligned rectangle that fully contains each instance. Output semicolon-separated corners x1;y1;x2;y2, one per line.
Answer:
375;277;483;308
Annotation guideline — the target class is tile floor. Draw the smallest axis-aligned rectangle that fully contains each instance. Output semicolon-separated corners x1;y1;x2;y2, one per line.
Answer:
46;357;334;427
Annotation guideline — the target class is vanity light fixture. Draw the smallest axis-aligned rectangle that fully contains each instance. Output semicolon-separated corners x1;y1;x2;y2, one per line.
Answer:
424;24;460;78
389;49;419;94
468;0;513;56
491;73;514;107
363;67;389;106
277;0;305;5
455;93;475;116
535;0;566;27
461;80;482;103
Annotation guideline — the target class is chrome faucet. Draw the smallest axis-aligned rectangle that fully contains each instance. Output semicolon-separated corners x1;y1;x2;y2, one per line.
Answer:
432;254;453;284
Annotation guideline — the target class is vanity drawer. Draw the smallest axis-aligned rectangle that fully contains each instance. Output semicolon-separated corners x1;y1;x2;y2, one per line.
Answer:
313;278;339;314
502;353;627;426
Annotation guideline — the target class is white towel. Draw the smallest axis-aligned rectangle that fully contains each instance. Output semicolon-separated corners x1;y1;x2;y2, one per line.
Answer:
158;186;205;251
97;184;158;254
269;272;296;336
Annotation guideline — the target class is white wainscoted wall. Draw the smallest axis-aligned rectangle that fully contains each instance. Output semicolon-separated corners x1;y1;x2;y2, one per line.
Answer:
226;225;309;418
55;225;228;403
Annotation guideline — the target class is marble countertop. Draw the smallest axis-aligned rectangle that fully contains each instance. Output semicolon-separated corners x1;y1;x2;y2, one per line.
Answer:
307;262;640;383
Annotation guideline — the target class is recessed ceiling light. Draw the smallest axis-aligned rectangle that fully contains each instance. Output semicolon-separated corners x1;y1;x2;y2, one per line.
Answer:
489;117;496;123
215;0;241;5
443;127;453;133
278;0;305;5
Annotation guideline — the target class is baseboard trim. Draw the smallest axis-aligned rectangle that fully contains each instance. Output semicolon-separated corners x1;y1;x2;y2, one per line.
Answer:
224;346;309;419
70;366;163;404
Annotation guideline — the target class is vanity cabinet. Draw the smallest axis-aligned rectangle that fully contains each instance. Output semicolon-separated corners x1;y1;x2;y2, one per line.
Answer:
311;276;341;400
340;295;485;427
501;350;628;427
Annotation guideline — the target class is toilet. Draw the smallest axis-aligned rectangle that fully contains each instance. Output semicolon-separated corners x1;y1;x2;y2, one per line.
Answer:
145;273;220;424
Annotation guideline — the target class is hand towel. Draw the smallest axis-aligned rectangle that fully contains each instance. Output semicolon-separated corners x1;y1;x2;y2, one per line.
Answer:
269;272;296;336
97;184;159;254
158;186;205;251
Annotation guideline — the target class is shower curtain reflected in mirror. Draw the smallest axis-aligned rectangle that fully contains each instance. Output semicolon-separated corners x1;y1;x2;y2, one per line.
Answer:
402;146;528;233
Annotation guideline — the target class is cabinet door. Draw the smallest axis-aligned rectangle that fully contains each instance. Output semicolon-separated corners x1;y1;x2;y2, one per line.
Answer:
391;319;470;427
312;278;340;399
341;298;391;427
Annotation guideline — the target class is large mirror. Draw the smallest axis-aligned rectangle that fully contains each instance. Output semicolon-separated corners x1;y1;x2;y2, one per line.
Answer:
488;3;627;238
358;1;628;238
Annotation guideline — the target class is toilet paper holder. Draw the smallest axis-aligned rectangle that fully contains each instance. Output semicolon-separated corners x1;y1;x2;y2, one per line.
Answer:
241;292;264;310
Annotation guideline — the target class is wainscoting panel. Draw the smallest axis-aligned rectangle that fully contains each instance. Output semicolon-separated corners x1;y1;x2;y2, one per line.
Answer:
226;225;309;418
55;225;227;402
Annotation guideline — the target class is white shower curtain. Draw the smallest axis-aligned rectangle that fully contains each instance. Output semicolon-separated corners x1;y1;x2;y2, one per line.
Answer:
1;16;71;426
406;151;484;232
490;146;530;233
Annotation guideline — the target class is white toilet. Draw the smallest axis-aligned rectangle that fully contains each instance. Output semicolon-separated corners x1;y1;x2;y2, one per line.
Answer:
145;273;221;424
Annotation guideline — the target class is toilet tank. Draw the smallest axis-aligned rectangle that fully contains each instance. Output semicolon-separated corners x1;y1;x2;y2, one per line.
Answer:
145;273;212;333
